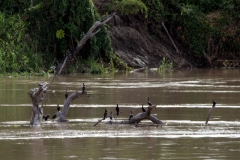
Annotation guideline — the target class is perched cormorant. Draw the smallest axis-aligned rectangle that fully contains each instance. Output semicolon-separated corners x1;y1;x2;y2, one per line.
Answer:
116;104;119;116
65;90;68;99
129;110;133;120
51;114;56;120
57;104;60;111
43;114;50;121
51;104;61;119
110;111;113;120
212;100;216;108
82;83;85;94
103;109;107;120
142;104;146;112
147;97;152;106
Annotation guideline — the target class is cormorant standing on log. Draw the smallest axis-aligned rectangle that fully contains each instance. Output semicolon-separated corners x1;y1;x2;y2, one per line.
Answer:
43;114;50;121
205;100;217;125
57;104;60;111
212;100;216;108
82;83;85;94
116;104;119;116
147;97;152;106
142;104;146;112
110;111;113;120
51;104;61;119
129;110;133;120
65;90;68;99
103;109;107;120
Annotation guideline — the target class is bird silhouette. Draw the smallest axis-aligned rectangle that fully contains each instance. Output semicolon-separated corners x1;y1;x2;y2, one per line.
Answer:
65;90;68;99
129;110;133;120
147;97;152;106
212;100;216;108
116;104;119;116
110;111;113;120
103;109;107;120
43;114;50;121
57;104;60;111
142;104;146;112
82;83;85;93
51;104;61;119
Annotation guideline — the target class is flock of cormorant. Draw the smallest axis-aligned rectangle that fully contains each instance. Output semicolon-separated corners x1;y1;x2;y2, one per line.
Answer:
102;97;153;121
41;82;216;125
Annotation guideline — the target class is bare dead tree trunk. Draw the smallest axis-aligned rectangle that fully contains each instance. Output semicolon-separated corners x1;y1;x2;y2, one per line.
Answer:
58;12;117;75
29;83;48;126
54;91;88;122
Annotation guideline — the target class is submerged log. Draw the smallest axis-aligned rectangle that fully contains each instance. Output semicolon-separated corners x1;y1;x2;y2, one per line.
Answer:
94;105;165;126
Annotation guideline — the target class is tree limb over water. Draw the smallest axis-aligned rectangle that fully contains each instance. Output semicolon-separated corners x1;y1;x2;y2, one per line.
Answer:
58;12;117;75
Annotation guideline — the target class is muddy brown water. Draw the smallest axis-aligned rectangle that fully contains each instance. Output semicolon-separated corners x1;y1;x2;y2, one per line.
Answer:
0;69;240;159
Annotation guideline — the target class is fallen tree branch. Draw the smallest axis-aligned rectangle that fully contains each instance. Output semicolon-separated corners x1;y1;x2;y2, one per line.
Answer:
93;105;165;126
162;22;179;53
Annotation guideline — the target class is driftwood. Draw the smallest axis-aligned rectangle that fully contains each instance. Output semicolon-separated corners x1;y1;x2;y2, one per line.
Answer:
94;105;165;126
205;101;216;125
58;12;117;75
53;90;87;122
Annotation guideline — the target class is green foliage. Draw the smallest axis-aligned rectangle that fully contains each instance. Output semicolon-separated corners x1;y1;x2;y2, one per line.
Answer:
142;0;166;28
109;0;148;17
158;57;173;72
0;12;43;73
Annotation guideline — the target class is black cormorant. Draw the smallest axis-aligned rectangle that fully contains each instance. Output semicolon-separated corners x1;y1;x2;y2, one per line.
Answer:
51;104;60;119
57;104;60;111
142;104;146;112
51;114;56;120
116;104;119;116
82;83;85;93
110;111;113;120
212;100;216;108
148;97;152;106
103;109;107;120
43;114;50;121
129;110;133;120
65;90;68;99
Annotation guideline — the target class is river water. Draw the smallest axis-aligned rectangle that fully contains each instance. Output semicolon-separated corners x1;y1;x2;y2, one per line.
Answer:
0;69;240;159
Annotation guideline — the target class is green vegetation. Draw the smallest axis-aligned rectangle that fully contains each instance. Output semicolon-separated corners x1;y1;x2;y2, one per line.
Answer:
0;0;125;75
0;12;43;73
158;57;173;73
1;0;240;74
142;0;240;59
107;0;148;17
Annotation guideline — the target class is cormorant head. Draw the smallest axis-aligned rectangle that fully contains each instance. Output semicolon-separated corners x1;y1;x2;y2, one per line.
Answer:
212;100;216;107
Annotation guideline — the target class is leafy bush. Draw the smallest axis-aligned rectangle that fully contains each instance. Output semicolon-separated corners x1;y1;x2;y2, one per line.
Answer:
0;12;43;73
108;0;148;17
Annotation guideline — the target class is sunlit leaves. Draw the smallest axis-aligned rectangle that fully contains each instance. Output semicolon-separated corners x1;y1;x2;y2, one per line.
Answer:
56;29;65;39
110;0;148;17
